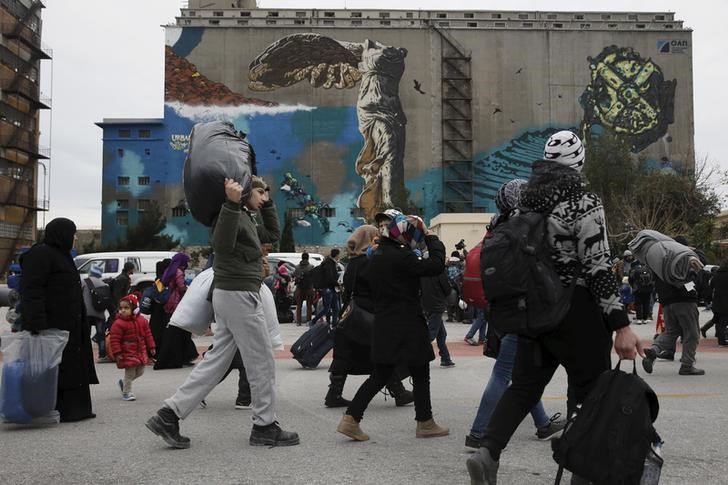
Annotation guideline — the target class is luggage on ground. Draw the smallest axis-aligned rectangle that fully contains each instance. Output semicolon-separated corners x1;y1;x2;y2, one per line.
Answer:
290;322;334;369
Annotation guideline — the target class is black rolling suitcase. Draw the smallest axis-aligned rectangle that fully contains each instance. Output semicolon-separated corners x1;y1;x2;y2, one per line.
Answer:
290;322;335;369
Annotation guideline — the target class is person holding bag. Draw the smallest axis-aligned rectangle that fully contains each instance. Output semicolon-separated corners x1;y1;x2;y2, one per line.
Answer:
325;225;414;408
19;217;99;423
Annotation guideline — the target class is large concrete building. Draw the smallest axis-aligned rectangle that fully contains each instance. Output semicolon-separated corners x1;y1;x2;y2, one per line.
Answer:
100;2;692;247
0;0;51;274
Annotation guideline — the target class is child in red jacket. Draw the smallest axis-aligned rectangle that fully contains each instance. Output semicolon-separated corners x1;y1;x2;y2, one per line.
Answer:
109;294;156;401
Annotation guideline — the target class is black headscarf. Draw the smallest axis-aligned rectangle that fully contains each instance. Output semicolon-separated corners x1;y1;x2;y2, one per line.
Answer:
156;258;172;279
43;217;77;252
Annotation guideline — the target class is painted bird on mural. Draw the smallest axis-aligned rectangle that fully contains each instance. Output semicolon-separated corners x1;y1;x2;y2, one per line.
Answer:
492;108;502;115
413;79;425;95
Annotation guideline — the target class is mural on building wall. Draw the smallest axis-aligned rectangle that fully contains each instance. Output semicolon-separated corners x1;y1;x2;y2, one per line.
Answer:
249;33;408;221
279;171;334;234
580;45;676;153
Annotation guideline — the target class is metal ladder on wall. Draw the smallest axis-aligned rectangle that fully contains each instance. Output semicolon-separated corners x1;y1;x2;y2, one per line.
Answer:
432;23;474;213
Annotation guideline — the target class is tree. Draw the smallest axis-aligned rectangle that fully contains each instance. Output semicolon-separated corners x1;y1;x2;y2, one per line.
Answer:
115;202;180;251
279;212;296;252
583;134;721;253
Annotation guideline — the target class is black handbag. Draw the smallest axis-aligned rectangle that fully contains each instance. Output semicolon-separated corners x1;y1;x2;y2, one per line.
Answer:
336;261;374;345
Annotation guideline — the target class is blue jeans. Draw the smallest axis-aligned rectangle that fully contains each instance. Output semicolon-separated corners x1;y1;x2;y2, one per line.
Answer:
427;311;451;361
470;334;550;438
466;309;486;341
312;288;339;326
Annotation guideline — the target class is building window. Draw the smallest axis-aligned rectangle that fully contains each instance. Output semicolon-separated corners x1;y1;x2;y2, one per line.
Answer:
628;14;638;20
467;22;477;27
379;12;389;18
137;199;151;211
183;19;191;25
553;23;563;28
139;129;151;138
324;11;335;17
438;21;449;27
116;212;128;225
636;23;646;29
172;206;187;217
267;11;279;17
580;23;591;29
117;176;129;186
117;199;129;209
240;11;250;16
118;129;130;138
287;207;305;218
574;14;584;20
350;11;361;18
494;21;506;27
518;13;529;19
608;23;618;28
437;13;447;18
351;20;362;25
320;207;336;218
296;11;306;17
138;176;150;186
380;20;390;25
491;13;502;19
188;10;196;16
266;20;276;25
601;14;611;20
406;12;413;18
522;22;533;27
213;11;223;16
654;15;665;21
664;24;673;29
144;148;151;156
547;14;557;20
464;12;474;18
209;20;220;25
238;20;248;25
323;20;334;25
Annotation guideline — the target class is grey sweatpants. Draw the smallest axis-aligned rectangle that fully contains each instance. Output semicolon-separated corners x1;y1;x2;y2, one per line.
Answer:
652;302;699;366
164;289;276;426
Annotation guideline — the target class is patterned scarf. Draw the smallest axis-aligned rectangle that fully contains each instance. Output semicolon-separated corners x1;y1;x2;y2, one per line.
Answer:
381;214;427;250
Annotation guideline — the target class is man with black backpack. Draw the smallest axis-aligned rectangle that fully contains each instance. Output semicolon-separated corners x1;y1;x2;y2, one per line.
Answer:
467;130;643;485
310;248;341;327
629;261;654;325
111;262;135;314
292;252;315;325
83;265;113;363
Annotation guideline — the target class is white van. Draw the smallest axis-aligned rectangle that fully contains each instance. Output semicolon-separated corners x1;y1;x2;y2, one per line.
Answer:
266;252;324;274
74;251;178;290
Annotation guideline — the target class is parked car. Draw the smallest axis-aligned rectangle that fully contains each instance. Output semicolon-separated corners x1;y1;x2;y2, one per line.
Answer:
74;251;178;291
265;252;324;276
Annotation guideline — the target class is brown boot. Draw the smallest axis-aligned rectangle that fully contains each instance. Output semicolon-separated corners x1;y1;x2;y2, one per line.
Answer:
336;414;369;441
416;418;449;438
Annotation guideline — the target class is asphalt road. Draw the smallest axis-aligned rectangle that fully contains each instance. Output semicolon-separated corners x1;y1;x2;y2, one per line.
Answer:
1;308;727;484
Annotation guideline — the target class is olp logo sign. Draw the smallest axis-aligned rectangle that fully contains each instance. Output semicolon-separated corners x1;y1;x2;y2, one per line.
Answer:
657;39;689;54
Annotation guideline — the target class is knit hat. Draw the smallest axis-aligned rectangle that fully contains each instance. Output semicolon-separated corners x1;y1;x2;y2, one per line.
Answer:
382;214;427;250
89;265;103;278
346;225;380;256
495;179;528;214
120;294;139;309
544;130;585;172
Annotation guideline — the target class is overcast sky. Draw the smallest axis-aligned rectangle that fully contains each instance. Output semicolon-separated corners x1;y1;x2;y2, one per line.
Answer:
38;0;727;229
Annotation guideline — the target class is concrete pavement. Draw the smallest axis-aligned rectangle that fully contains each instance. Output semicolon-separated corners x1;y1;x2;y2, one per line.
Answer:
1;308;727;484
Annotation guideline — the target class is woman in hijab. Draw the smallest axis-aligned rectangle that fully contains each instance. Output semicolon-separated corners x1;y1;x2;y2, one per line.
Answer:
20;217;99;422
324;225;414;409
336;214;449;441
154;252;199;369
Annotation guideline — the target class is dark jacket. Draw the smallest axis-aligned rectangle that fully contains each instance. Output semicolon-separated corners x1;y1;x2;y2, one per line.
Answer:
318;256;339;289
341;254;374;313
709;267;728;315
654;274;698;307
420;270;452;314
20;241;99;390
292;260;314;291
628;263;654;294
112;271;131;307
368;235;446;365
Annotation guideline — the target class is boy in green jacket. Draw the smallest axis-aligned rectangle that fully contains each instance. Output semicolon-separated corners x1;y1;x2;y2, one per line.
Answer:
146;176;299;448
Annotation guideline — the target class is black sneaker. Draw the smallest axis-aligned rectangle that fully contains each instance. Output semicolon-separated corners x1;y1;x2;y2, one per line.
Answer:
145;408;191;449
464;433;486;451
656;350;674;361
235;398;252;410
642;348;657;374
678;365;705;376
440;359;456;368
249;422;300;447
535;413;566;440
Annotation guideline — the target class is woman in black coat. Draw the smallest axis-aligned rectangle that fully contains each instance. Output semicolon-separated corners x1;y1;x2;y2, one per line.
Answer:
20;218;99;422
336;213;449;441
325;225;413;408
